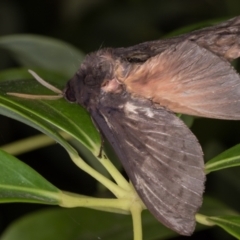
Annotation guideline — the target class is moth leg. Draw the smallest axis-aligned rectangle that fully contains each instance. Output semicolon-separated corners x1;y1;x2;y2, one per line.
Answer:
97;135;105;158
91;116;105;158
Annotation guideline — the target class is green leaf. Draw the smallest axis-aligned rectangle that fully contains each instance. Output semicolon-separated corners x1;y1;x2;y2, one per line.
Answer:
1;197;224;240
0;208;178;240
0;149;60;204
199;196;238;217
0;35;84;78
197;197;240;238
208;215;240;239
205;144;240;174
0;69;101;155
0;90;75;155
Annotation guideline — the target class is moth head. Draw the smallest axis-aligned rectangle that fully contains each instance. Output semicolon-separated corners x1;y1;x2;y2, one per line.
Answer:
64;49;122;108
6;49;125;108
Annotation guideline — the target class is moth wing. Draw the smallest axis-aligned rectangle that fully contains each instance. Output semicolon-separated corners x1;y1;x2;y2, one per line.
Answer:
186;16;240;61
114;16;240;62
93;96;205;236
123;40;240;119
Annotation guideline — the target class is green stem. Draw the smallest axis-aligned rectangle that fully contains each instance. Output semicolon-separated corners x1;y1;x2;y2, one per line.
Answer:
60;191;131;211
196;213;215;226
131;202;143;240
68;151;128;198
0;132;71;155
98;155;131;190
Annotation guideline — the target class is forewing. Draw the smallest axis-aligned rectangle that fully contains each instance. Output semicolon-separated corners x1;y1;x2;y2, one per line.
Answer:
185;16;240;60
122;40;240;119
114;16;240;62
92;95;205;236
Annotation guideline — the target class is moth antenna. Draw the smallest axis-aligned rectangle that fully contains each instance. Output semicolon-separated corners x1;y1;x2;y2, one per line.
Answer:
6;92;63;100
7;69;63;100
28;70;62;94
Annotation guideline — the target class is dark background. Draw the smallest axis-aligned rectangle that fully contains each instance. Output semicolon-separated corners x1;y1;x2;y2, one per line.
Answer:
1;0;240;239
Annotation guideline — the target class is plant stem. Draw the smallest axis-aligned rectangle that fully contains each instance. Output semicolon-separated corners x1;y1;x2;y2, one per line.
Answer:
68;151;128;198
0;132;72;155
60;191;131;211
98;155;131;190
196;213;215;226
131;202;143;240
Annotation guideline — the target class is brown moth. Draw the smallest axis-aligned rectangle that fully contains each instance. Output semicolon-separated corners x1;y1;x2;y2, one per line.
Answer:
8;16;240;236
63;16;240;235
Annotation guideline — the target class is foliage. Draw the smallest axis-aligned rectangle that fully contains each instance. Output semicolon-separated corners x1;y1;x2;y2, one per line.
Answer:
1;2;240;239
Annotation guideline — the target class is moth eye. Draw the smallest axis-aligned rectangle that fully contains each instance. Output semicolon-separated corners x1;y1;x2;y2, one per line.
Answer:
64;86;76;102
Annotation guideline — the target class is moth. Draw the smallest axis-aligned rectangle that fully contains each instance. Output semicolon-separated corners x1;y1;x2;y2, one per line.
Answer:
8;16;240;236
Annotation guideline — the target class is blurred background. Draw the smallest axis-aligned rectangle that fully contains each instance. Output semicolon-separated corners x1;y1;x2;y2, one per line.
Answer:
1;0;240;239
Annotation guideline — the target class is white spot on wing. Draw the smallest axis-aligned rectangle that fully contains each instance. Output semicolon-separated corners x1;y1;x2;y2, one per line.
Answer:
145;108;154;118
124;102;139;114
124;101;154;118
